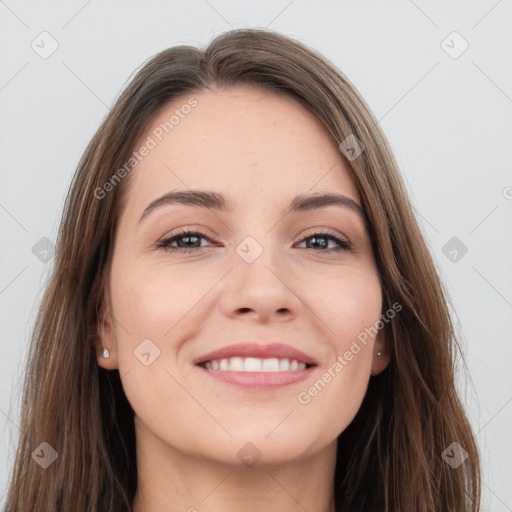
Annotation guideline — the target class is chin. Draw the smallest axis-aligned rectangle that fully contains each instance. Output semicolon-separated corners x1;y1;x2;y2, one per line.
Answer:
194;423;331;468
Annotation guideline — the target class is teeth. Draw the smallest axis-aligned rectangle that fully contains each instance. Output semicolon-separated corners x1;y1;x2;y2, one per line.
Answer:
262;358;279;371
244;357;262;371
228;356;244;371
203;357;309;372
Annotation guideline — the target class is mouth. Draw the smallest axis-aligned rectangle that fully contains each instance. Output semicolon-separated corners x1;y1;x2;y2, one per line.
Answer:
198;357;313;372
193;342;318;389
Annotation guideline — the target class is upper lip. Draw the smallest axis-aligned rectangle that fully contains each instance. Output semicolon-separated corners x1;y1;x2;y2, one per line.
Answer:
193;342;318;366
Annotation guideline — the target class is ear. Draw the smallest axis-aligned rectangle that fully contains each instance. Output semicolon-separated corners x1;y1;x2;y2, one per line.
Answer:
96;294;119;371
370;327;391;376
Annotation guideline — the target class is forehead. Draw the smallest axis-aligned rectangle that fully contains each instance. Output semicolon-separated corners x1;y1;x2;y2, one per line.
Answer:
123;85;360;215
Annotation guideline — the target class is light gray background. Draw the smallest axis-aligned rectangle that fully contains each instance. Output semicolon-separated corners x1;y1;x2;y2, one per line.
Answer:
1;1;511;510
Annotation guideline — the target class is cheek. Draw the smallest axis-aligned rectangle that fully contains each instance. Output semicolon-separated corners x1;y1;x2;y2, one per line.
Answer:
110;259;204;339
333;287;382;355
311;266;383;343
294;269;382;421
108;261;200;431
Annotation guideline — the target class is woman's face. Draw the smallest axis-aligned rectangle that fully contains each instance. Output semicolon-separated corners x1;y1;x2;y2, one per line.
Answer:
98;85;388;466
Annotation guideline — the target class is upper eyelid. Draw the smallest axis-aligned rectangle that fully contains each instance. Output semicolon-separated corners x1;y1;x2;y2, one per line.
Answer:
161;226;218;242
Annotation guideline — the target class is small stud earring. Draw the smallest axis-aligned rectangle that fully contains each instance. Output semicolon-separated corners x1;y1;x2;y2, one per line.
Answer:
101;346;111;359
377;351;382;359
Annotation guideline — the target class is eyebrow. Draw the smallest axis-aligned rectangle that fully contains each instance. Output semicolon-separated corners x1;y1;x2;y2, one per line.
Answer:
139;189;367;223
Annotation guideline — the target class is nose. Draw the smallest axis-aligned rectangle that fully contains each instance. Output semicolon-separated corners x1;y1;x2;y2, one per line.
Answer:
219;243;301;323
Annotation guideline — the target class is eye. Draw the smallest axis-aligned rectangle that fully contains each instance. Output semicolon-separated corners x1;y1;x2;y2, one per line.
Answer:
156;228;217;254
156;228;352;254
295;229;352;252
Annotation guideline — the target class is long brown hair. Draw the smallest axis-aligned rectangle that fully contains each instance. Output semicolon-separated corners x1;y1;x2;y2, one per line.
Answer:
4;27;480;511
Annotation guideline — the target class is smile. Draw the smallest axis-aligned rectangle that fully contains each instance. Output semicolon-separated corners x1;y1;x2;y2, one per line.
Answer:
201;357;310;372
193;341;318;389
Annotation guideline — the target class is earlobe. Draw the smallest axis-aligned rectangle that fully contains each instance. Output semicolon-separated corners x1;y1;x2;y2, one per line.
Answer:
370;332;391;376
100;346;112;359
96;302;118;370
370;350;391;376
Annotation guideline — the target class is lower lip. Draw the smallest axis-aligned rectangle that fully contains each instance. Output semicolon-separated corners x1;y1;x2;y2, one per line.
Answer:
197;366;316;389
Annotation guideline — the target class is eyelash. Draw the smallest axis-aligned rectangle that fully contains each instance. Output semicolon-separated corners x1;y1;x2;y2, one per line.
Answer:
156;228;353;254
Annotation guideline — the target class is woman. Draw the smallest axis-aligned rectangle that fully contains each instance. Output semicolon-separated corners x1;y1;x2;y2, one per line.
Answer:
4;27;480;511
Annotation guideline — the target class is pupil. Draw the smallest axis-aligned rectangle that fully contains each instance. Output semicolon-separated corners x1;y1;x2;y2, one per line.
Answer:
181;235;199;248
309;236;327;249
